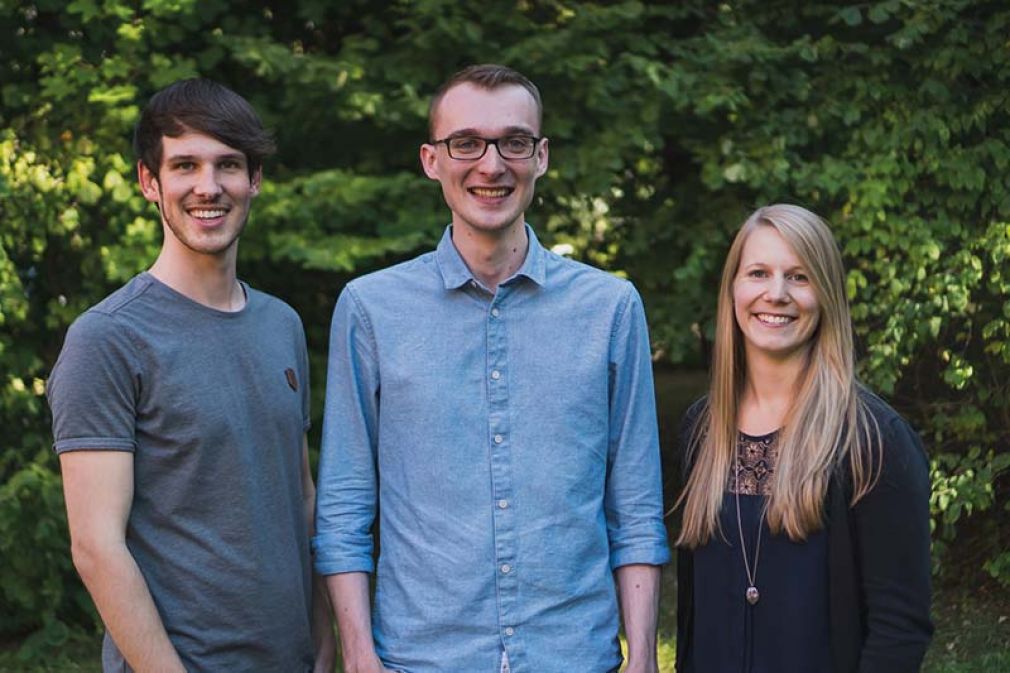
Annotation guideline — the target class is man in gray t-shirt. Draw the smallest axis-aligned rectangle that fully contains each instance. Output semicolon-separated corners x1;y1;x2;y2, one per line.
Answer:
46;79;335;673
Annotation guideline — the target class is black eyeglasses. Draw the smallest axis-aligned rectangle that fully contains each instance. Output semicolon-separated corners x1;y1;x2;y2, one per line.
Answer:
430;135;542;160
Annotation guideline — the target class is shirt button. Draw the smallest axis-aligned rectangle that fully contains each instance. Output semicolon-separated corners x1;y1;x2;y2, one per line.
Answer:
504;627;515;636
491;370;501;380
498;499;509;509
501;563;511;574
494;434;503;444
491;307;501;317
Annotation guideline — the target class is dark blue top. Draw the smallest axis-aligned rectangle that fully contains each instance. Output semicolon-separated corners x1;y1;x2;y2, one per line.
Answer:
686;431;831;673
677;395;934;673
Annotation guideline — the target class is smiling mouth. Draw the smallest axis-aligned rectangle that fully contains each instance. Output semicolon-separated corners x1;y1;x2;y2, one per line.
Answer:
188;207;230;220
755;313;795;326
468;186;513;198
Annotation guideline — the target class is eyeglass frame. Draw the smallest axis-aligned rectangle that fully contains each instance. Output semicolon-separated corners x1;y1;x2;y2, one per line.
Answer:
428;134;545;161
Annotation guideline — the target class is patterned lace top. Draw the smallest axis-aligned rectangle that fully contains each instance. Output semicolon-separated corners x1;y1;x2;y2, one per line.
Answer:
728;430;779;496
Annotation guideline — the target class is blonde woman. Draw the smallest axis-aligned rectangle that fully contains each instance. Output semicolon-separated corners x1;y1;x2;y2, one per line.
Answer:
674;204;933;673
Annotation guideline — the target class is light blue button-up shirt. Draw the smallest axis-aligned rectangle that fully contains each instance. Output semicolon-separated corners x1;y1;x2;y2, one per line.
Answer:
314;225;670;673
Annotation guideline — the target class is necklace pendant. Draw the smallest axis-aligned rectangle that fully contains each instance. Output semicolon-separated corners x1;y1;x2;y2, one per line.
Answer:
745;586;760;605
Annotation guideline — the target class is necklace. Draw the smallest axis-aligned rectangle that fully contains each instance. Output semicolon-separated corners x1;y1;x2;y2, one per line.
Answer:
735;461;764;605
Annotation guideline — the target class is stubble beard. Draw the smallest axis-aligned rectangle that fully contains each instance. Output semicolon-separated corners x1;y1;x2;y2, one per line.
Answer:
160;203;247;257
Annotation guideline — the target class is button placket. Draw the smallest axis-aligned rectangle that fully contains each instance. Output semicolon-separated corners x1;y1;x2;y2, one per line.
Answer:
486;293;518;663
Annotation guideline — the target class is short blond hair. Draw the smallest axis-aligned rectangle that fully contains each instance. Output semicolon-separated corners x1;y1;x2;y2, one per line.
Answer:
428;64;543;138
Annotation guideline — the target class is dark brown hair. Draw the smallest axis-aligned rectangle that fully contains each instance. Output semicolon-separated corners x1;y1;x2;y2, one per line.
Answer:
133;78;275;178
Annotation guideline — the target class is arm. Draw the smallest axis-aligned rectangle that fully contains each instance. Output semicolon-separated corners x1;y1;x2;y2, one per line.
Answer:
854;414;934;673
313;287;386;671
672;401;704;673
60;451;186;673
615;563;662;673
301;438;337;673
326;572;392;673
605;286;671;671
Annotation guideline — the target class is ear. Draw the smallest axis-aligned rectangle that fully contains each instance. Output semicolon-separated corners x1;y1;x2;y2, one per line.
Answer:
250;166;262;197
137;160;161;204
534;137;549;178
419;143;440;181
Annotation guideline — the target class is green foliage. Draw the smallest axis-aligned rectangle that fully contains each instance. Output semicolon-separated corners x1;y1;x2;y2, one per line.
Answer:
930;449;1010;575
2;0;1009;650
984;550;1010;590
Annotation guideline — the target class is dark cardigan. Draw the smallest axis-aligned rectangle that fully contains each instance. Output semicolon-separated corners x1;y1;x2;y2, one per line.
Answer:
674;393;934;673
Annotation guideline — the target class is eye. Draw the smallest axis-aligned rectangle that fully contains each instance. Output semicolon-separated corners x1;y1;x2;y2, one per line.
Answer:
503;135;534;152
790;272;809;282
172;161;196;171
449;137;482;153
219;159;243;170
747;269;768;278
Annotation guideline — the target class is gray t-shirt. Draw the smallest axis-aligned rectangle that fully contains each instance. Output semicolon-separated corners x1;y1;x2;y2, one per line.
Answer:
47;272;314;673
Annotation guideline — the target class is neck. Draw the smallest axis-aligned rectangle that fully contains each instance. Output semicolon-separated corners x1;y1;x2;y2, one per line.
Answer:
149;246;244;312
452;220;529;291
739;349;808;433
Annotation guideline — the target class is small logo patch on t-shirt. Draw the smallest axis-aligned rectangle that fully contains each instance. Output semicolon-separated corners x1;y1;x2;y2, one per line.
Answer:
285;368;298;391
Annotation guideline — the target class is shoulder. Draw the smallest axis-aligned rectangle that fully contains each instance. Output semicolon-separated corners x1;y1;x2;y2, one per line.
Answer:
858;388;923;452
676;396;709;470
856;387;929;488
63;276;158;347
52;311;137;392
84;274;159;321
858;387;903;426
48;283;149;404
680;396;708;433
547;252;633;296
543;253;644;329
64;307;121;345
247;286;303;327
345;251;439;300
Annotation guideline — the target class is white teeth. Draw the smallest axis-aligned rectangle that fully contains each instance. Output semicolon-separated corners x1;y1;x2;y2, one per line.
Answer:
756;314;793;325
190;209;227;219
470;187;510;198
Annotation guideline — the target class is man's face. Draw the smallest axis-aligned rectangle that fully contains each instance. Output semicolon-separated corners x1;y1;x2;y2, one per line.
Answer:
420;83;548;236
138;130;260;260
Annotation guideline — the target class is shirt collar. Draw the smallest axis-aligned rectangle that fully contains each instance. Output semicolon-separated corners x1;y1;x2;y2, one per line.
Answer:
435;223;548;290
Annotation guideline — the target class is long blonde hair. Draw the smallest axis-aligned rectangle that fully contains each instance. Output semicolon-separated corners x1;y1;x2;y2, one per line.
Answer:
676;204;881;546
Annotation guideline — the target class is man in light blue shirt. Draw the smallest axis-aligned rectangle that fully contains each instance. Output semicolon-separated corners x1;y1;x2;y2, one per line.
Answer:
314;64;670;673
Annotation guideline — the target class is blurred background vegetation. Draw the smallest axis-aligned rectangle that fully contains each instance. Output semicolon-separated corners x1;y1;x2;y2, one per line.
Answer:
1;0;1008;670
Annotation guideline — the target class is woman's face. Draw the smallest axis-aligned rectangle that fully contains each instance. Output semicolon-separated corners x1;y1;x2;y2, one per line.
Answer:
733;225;821;364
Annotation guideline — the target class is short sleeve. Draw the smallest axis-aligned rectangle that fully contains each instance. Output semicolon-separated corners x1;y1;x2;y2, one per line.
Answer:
46;311;139;453
295;314;311;433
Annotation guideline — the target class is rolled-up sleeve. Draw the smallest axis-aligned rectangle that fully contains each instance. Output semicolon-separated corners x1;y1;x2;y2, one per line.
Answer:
313;285;382;575
604;285;671;569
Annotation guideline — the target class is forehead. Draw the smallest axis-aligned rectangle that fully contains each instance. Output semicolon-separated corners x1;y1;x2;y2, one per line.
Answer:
160;131;245;162
431;83;540;138
739;225;802;265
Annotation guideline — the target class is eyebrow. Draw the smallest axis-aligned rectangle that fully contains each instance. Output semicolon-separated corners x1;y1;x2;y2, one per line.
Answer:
742;262;807;273
166;153;247;163
444;126;538;139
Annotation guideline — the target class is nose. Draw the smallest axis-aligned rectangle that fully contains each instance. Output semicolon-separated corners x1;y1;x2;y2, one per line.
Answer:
476;141;507;176
765;275;790;303
193;166;223;198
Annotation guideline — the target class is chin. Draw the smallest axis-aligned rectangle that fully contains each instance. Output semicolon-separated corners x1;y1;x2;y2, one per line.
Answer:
462;218;520;234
